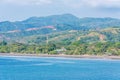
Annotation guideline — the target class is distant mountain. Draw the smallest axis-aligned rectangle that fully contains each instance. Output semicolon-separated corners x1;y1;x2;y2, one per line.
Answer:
1;14;120;33
23;14;79;24
0;14;80;33
79;17;120;29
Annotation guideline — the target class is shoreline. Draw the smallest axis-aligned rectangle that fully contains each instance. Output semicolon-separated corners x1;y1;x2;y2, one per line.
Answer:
0;53;120;60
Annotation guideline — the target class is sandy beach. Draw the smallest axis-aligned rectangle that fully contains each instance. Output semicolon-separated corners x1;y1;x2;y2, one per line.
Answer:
0;53;120;60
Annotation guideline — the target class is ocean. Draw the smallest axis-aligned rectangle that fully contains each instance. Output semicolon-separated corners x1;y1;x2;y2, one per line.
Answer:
0;56;120;80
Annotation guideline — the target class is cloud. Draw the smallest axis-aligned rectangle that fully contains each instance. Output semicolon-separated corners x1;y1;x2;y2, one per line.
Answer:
1;0;120;8
0;0;52;5
56;0;120;9
84;0;120;8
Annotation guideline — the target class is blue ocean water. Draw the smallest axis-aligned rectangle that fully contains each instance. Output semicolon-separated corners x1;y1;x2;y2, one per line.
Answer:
0;56;120;80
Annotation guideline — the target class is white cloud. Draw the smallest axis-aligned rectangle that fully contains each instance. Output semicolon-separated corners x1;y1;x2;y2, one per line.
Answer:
85;0;120;8
61;0;120;8
1;0;120;8
0;0;52;5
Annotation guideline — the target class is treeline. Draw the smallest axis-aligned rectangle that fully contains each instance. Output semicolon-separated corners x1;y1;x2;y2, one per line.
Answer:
0;41;120;56
66;41;120;55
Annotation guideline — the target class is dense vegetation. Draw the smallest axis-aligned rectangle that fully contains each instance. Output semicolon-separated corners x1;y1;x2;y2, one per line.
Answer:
0;27;120;56
0;40;120;56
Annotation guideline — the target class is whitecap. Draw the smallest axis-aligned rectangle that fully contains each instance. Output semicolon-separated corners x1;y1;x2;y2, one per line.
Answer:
33;63;53;66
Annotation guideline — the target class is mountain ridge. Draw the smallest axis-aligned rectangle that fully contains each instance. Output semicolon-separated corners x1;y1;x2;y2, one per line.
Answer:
0;14;120;33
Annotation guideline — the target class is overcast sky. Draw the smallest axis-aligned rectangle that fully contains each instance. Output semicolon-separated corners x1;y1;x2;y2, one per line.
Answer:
1;0;120;21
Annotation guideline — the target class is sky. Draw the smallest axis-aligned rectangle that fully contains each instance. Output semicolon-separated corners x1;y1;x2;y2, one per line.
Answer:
1;0;120;21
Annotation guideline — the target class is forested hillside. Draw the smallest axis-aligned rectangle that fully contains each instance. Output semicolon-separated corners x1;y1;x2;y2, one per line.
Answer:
0;14;120;55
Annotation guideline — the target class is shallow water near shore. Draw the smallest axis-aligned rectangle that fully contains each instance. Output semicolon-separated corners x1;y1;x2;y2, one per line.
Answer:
0;56;120;80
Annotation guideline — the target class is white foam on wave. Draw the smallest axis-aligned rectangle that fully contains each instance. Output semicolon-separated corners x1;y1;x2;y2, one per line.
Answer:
43;60;75;64
33;63;53;66
12;57;34;61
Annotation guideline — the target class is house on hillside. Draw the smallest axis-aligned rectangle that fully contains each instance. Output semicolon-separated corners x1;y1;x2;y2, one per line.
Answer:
55;47;66;54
